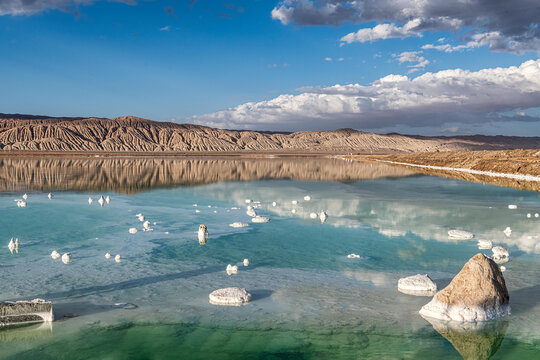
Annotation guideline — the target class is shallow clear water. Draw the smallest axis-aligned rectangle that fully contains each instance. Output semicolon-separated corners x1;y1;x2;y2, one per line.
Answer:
0;158;539;359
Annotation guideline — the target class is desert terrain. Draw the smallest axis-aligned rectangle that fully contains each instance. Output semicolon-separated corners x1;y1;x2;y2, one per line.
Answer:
1;114;539;154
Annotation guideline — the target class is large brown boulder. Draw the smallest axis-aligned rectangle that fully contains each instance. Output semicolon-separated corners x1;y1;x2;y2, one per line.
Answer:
420;253;510;322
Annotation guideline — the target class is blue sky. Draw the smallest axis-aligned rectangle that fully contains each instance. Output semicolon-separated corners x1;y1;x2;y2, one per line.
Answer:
0;0;539;135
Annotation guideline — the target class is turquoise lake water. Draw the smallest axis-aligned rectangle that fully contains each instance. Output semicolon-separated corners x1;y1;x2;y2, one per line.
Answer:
0;158;538;359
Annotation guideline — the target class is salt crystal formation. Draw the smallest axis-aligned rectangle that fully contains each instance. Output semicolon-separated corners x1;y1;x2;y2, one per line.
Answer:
420;254;510;322
209;287;252;306
0;299;53;325
61;253;72;264
491;246;509;264
477;239;493;249
198;224;209;245
229;222;249;228
226;264;238;275
448;230;474;240
398;274;437;296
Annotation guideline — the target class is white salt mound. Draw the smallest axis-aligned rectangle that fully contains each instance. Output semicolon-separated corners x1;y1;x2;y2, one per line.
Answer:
347;254;362;259
61;253;72;264
309;212;318;219
209;287;252;306
304;195;311;201
252;216;270;223
243;258;249;266
129;228;138;234
398;274;437;296
503;227;512;237
448;229;474;240
50;250;60;260
226;264;238;275
492;246;509;262
508;204;517;209
477;239;493;249
246;206;257;217
229;222;249;228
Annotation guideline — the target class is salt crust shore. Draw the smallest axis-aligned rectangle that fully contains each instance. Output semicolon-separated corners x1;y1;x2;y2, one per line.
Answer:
420;301;511;322
374;160;540;182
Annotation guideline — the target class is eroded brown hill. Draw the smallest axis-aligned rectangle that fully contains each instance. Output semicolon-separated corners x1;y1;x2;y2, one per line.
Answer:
1;114;539;153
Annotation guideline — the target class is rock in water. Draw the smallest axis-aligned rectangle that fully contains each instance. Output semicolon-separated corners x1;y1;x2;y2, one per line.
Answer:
398;274;437;296
209;287;252;306
419;254;510;322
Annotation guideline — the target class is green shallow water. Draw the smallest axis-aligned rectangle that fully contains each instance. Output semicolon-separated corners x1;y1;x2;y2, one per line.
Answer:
2;321;538;360
0;158;539;359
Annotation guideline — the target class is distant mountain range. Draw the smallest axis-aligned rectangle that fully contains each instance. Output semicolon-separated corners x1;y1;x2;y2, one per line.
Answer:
1;114;539;153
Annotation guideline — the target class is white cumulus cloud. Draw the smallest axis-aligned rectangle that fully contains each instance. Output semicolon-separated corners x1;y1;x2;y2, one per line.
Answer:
393;51;429;73
341;19;422;44
189;59;540;132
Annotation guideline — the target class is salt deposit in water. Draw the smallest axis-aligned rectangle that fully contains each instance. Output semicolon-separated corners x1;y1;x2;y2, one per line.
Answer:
448;229;474;240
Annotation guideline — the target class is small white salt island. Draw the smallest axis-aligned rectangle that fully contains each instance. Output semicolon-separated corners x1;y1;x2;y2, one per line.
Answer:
229;222;249;228
209;287;252;306
252;216;270;223
398;274;437;296
419;253;510;322
448;229;474;240
477;239;493;249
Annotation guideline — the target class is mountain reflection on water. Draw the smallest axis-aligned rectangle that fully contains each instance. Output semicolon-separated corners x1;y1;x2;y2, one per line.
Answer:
0;157;418;193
